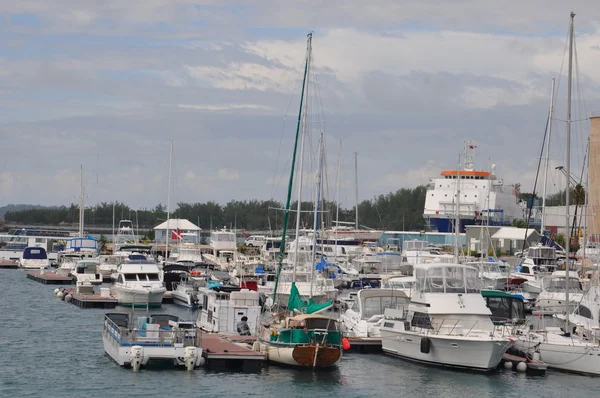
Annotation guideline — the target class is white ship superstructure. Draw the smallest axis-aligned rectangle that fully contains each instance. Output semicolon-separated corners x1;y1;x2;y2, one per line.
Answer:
423;140;524;233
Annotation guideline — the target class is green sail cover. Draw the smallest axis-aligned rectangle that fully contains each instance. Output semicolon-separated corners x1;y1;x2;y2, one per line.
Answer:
306;298;333;314
287;282;306;312
287;282;333;314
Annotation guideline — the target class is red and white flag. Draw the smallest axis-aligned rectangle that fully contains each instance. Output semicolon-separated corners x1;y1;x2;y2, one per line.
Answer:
171;229;183;240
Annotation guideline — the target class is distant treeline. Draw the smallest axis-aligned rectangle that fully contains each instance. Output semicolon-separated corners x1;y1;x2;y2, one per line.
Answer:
2;186;429;232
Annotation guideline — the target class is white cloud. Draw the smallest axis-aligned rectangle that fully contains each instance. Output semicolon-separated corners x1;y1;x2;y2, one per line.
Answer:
217;168;240;180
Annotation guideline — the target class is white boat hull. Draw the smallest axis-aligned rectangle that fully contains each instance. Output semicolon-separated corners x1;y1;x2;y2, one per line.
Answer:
102;331;202;368
381;330;509;371
514;334;600;375
171;291;199;309
19;259;51;269
112;285;166;307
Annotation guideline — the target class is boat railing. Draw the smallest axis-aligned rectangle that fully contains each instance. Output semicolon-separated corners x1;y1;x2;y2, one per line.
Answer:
103;316;201;347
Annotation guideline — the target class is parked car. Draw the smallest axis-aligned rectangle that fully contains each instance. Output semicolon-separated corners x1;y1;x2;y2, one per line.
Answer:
244;235;266;247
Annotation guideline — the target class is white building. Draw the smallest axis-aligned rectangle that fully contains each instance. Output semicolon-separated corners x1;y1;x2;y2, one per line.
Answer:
153;219;201;244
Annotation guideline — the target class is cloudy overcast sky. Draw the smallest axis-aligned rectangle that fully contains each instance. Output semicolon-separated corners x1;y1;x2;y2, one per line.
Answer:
0;1;599;209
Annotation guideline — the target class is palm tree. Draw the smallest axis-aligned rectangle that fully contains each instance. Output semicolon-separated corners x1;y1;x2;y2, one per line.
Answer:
573;184;585;205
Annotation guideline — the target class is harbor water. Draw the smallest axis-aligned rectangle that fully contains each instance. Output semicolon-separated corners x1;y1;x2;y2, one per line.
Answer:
2;269;600;398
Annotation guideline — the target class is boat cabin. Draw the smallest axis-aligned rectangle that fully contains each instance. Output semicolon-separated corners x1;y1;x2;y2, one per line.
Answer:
196;287;261;334
481;290;526;325
414;263;480;294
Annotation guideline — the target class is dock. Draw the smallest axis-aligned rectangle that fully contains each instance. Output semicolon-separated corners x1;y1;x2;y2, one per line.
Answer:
67;290;118;309
0;260;18;269
27;271;74;285
201;334;264;372
346;337;382;353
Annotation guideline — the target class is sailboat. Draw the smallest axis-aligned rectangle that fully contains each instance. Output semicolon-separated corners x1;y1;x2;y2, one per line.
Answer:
512;13;600;375
254;33;343;368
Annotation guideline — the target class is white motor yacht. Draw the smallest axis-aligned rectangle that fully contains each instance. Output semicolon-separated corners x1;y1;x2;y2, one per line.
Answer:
171;275;203;310
536;271;583;313
381;275;416;297
340;288;409;338
380;263;510;371
111;260;166;307
18;246;51;269
71;259;102;285
102;313;203;371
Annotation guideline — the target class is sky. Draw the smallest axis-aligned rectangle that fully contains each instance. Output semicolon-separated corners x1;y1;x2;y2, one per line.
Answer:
1;1;600;209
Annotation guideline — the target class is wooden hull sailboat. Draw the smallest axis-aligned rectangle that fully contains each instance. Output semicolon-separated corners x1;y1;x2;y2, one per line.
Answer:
256;33;343;368
256;312;343;368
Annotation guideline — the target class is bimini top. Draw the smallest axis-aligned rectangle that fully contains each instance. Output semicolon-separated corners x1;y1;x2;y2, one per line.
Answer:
414;263;480;294
439;170;493;179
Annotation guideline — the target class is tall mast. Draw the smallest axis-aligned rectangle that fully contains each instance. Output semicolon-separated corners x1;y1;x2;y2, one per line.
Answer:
79;165;84;238
292;34;312;284
583;137;590;260
112;202;115;251
272;33;312;304
310;133;324;298
166;141;173;260
354;152;359;230
334;141;342;264
565;11;574;334
541;78;556;234
454;155;461;263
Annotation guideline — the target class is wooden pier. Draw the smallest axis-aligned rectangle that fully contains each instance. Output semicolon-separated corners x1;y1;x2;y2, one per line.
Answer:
27;271;74;285
346;337;382;353
201;334;264;372
0;260;18;269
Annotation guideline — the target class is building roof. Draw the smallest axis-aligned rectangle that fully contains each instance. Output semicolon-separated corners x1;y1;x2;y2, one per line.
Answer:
491;227;537;241
153;219;201;231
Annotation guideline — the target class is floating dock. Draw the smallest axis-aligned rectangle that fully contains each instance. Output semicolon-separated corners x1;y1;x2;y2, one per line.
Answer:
346;337;382;353
201;334;264;372
66;290;118;309
27;271;74;285
0;260;18;269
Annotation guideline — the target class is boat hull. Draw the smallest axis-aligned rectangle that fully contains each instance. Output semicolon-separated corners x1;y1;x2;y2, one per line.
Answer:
514;335;600;375
112;286;166;308
381;331;509;371
171;291;199;310
259;341;342;368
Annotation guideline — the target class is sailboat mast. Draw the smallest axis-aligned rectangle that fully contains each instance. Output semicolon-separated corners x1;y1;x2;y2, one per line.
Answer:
292;36;312;284
541;78;556;234
354;152;359;230
310;133;324;298
334;141;342;264
166;141;173;261
79;165;84;238
565;12;574;334
454;155;461;263
583;137;590;260
272;33;312;304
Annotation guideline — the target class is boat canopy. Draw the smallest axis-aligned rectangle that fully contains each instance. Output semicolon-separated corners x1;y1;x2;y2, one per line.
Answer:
23;247;48;259
414;263;480;294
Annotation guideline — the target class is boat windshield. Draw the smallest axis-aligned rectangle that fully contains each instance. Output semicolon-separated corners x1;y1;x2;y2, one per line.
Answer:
545;278;582;292
416;265;480;293
280;274;309;283
383;279;414;289
362;296;408;319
